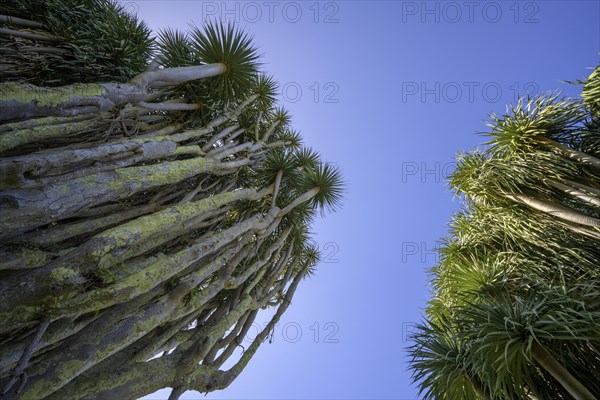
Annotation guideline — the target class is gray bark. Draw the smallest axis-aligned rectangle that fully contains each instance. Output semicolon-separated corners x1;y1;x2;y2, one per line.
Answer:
0;82;150;122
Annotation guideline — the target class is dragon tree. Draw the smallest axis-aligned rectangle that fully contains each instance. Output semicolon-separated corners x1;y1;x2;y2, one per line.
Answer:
409;65;600;399
0;1;344;399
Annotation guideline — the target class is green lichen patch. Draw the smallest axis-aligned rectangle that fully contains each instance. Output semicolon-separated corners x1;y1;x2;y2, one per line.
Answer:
0;82;106;107
108;157;212;193
50;267;79;284
0;119;96;153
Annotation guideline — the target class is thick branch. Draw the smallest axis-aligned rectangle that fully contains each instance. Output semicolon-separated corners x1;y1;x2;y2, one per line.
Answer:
2;317;50;395
0;15;46;29
531;341;597;400
538;136;600;170
507;193;600;229
0;27;58;42
132;64;228;89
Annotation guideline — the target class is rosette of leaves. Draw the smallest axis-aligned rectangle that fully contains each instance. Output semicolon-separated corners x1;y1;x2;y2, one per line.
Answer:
0;0;153;85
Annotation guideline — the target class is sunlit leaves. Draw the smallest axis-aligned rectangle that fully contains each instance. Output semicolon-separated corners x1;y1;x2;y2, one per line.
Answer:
409;72;600;399
485;94;587;155
583;66;600;118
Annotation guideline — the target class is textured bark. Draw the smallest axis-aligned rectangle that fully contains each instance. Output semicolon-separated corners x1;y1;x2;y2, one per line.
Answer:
0;314;100;378
46;352;228;400
202;311;250;365
0;10;338;399
18;203;160;247
0;246;53;270
0;117;103;154
0;137;179;189
11;289;187;399
0;208;273;329
0;155;249;238
211;310;258;368
1;317;50;395
175;295;256;382
0;82;150;122
132;310;204;364
221;267;306;386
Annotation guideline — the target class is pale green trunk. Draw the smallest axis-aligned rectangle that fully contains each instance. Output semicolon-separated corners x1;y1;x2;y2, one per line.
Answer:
531;342;597;400
508;193;600;229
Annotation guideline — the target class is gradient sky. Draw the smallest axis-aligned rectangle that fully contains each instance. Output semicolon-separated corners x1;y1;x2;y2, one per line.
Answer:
132;1;600;399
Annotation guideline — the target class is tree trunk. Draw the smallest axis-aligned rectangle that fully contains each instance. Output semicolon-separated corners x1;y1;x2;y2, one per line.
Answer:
546;179;600;207
507;193;600;229
531;341;597;400
537;137;600;170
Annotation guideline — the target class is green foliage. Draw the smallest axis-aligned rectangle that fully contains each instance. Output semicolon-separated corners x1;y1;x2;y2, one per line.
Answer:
409;65;600;399
484;94;587;155
252;73;279;110
583;65;600;118
148;22;263;125
255;149;300;188
1;0;153;85
155;28;194;68
189;21;260;101
299;161;344;214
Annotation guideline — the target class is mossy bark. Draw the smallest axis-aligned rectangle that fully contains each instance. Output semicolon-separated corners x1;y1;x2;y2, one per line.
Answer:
0;209;273;330
0;156;235;238
0;82;149;122
0;17;331;399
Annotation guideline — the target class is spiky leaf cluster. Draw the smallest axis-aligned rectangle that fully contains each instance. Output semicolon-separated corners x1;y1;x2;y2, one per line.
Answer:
409;66;600;399
0;0;153;85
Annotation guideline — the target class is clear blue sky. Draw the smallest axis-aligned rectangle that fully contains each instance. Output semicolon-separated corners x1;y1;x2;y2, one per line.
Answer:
132;1;600;399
